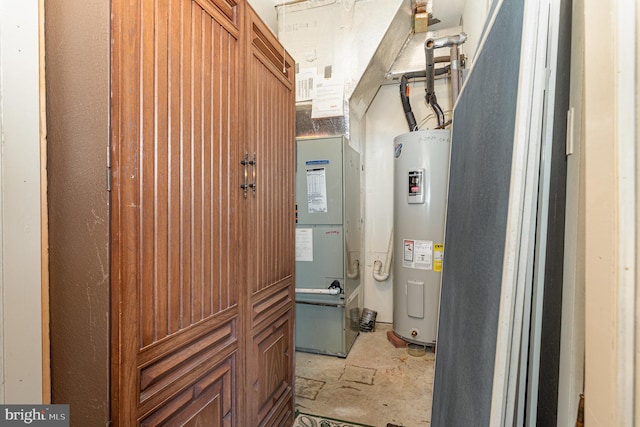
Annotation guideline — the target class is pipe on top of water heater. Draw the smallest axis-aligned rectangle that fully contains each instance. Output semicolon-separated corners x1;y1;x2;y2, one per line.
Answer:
400;70;427;132
424;38;445;127
399;66;450;132
426;33;467;106
398;32;468;132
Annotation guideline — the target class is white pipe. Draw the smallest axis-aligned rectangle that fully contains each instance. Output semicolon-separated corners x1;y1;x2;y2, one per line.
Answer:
345;239;360;279
295;287;340;295
346;258;360;279
373;230;393;282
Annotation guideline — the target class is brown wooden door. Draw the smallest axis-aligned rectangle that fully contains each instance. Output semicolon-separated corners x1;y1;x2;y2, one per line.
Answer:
111;0;244;425
242;7;296;427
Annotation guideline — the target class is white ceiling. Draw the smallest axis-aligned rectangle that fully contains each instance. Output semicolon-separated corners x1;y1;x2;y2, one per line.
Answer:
269;0;465;27
430;0;465;29
257;0;466;36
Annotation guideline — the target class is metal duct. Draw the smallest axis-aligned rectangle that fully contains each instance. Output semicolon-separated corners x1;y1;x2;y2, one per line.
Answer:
348;0;413;120
278;0;412;137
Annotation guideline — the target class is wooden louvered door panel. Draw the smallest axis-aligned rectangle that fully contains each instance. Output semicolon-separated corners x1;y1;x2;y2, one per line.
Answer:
111;0;243;425
242;7;296;427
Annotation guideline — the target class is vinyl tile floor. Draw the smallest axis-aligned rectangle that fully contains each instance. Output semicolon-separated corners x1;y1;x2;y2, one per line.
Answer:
294;322;435;427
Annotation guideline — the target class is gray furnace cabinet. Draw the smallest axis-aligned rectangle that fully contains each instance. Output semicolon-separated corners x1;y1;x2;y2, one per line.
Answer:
295;136;362;357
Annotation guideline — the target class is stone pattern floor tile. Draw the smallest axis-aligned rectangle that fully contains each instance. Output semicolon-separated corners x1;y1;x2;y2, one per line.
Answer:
295;376;326;400
295;323;434;426
340;365;376;385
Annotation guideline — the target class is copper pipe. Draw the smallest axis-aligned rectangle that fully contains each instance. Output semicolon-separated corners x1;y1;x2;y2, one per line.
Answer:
434;54;465;64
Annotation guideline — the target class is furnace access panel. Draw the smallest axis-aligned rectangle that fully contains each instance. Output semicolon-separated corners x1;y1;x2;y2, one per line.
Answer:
295;136;361;357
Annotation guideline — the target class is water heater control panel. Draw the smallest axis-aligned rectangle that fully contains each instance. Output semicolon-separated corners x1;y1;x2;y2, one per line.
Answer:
407;169;426;204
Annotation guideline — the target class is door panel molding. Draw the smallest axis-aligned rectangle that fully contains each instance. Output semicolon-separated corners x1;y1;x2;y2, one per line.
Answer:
139;317;237;405
251;312;293;426
251;279;293;329
138;309;238;362
140;355;235;426
250;22;294;86
194;0;239;28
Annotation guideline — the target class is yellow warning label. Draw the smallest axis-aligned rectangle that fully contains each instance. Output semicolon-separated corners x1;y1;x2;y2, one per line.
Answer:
434;244;444;272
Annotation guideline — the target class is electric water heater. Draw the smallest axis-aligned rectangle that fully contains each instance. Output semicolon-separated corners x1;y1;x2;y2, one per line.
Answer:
393;129;450;346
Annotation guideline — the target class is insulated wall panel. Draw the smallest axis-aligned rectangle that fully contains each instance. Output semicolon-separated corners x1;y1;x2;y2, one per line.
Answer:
430;0;524;425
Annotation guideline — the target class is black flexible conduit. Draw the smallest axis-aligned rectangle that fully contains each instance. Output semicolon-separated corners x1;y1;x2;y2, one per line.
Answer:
399;66;450;132
430;97;445;127
399;71;426;132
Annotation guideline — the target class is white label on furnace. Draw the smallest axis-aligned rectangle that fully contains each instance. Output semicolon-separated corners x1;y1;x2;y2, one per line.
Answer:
403;239;432;270
295;228;314;262
306;167;328;213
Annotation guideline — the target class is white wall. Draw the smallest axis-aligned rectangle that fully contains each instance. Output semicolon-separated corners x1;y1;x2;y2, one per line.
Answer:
277;0;406;105
461;0;492;67
248;0;278;35
0;0;44;403
363;73;451;323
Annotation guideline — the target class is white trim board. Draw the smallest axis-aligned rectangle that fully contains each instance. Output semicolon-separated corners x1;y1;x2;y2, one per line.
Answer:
0;0;44;404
